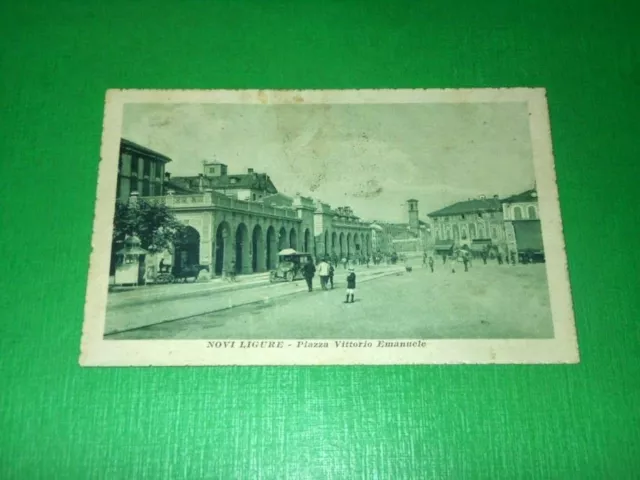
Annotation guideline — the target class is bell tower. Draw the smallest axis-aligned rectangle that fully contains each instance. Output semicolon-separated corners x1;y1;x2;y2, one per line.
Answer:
407;199;419;231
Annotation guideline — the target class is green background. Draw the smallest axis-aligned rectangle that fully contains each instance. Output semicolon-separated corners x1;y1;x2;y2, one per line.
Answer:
1;1;639;478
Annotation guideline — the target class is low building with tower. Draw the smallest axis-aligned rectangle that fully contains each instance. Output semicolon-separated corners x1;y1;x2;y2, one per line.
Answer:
371;199;432;257
502;188;544;261
427;195;506;257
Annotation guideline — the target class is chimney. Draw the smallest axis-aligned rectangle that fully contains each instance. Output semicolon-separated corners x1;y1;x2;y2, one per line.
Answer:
479;195;486;200
248;168;254;174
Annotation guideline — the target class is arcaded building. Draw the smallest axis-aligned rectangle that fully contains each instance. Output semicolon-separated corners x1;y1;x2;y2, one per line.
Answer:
138;155;372;277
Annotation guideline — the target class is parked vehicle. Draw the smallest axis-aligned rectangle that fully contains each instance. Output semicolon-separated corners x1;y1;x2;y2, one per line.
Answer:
269;249;313;283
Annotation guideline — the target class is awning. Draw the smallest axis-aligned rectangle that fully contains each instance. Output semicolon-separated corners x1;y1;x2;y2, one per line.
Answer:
434;241;454;251
470;239;492;251
513;221;544;252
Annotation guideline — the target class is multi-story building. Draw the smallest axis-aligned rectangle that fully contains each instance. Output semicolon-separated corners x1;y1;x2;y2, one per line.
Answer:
502;188;544;261
116;138;172;202
427;195;506;257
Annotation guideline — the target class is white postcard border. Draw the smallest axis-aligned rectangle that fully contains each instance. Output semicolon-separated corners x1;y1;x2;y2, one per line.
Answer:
80;88;579;366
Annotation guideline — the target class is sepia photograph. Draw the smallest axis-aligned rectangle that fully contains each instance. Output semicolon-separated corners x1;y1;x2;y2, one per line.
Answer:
80;88;579;366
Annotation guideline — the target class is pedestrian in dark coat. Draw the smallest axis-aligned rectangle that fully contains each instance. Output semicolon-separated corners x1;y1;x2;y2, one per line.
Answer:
345;267;356;303
302;258;316;292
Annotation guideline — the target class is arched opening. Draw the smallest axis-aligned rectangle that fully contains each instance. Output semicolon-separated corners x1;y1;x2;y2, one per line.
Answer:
339;232;345;257
235;223;249;274
174;225;201;271
303;229;311;253
478;224;486;238
513;206;523;220
354;233;361;256
214;222;231;276
324;231;329;256
331;232;337;255
266;226;277;270
452;225;460;241
469;223;477;239
252;225;264;272
527;205;537;219
346;233;352;257
289;228;298;250
278;227;287;250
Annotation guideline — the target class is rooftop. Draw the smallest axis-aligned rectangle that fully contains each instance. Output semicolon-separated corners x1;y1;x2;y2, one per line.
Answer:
170;172;278;194
502;188;538;203
121;138;172;163
427;196;502;217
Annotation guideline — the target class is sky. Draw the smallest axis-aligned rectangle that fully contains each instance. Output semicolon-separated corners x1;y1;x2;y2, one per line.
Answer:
121;101;536;223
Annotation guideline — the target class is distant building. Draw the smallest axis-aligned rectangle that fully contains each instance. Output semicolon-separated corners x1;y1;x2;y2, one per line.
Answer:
427;195;505;256
169;161;278;201
116;139;172;202
374;200;431;256
502;188;544;261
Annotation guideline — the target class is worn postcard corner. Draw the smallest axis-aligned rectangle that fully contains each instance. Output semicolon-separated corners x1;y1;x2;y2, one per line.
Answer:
79;88;579;367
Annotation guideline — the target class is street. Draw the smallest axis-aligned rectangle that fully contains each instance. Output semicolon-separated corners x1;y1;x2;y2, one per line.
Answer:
107;262;554;340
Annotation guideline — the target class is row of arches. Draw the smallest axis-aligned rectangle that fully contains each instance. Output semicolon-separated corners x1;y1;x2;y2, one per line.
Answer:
318;230;371;259
173;222;314;276
216;222;314;275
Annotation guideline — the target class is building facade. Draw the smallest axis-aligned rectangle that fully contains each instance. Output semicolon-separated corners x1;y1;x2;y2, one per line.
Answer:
116;139;172;202
502;188;544;260
427;195;506;256
127;154;373;278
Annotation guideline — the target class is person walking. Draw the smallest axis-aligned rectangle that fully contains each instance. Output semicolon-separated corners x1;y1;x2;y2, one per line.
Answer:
328;262;335;289
317;257;330;290
302;257;316;292
428;256;434;273
345;267;356;303
228;259;237;282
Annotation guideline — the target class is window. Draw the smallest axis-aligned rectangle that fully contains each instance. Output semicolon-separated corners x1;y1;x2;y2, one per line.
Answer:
143;158;150;177
513;206;523;220
461;214;465;220
490;226;497;239
452;225;460;240
469;223;477;238
131;156;139;176
142;180;150;196
130;179;139;194
155;164;162;178
527;205;537;219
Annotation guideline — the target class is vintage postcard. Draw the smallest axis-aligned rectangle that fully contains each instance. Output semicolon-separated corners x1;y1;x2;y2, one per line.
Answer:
80;88;579;366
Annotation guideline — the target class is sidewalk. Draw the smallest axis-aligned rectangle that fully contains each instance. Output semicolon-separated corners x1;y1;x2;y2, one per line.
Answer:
107;271;271;308
107;264;401;309
104;266;405;335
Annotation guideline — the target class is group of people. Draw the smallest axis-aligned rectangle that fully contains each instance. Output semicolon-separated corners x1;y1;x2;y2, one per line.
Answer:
421;247;523;274
300;257;357;303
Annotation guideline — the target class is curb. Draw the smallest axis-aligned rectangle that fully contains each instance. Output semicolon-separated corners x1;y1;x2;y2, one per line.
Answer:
104;269;405;336
108;277;272;309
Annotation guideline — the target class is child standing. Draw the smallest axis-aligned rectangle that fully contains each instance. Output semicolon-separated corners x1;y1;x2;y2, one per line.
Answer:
345;267;356;303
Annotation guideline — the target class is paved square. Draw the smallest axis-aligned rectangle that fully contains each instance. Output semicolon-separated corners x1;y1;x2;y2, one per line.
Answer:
108;263;554;340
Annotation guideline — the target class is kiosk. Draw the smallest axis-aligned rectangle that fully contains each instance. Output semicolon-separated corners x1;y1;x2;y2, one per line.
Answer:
114;234;148;286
